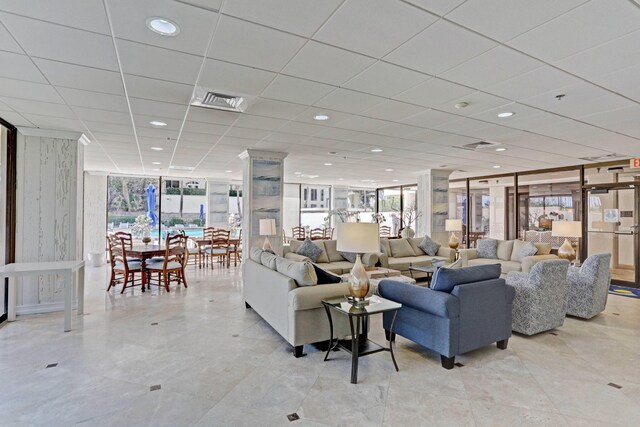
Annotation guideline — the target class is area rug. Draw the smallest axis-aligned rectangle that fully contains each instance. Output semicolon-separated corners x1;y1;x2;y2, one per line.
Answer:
609;285;640;299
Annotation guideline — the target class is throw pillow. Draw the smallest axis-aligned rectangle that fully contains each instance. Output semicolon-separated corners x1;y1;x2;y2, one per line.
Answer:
249;247;263;262
296;238;323;262
275;258;317;287
418;235;441;256
389;239;416;257
380;238;390;256
260;251;278;270
516;241;538;262
312;263;342;284
476;239;498;259
340;251;357;263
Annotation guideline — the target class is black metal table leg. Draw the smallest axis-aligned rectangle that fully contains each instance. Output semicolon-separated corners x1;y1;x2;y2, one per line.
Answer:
349;314;360;384
323;303;335;362
388;310;399;372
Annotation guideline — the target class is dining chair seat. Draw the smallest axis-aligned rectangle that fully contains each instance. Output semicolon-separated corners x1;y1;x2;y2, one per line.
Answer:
146;260;182;270
115;261;141;270
205;247;228;255
126;256;141;262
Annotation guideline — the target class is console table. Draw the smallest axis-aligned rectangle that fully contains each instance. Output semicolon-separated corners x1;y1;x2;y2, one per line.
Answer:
0;260;85;332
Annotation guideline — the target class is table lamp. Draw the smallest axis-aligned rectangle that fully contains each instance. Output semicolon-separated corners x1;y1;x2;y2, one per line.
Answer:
336;223;380;304
551;221;581;263
445;219;463;249
259;218;277;251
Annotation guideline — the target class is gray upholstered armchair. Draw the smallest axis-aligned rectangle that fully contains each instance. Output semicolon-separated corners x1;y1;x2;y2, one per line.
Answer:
566;253;612;319
506;259;570;336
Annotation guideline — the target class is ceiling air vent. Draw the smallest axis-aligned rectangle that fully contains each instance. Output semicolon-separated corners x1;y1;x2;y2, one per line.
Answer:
456;141;501;151
579;153;627;162
190;87;247;113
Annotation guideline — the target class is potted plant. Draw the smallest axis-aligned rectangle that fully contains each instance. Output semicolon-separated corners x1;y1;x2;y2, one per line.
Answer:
401;207;422;238
132;214;152;244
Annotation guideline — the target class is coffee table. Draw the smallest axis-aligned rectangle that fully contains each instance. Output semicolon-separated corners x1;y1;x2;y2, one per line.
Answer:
408;265;437;286
322;296;401;384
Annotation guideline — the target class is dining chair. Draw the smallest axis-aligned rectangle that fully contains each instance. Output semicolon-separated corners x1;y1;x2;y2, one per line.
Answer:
292;226;306;240
186;237;199;266
379;225;391;238
323;227;334;239
112;231;140;261
106;235;143;294
205;229;231;268
309;228;324;240
201;227;216;267
229;229;242;267
146;234;188;292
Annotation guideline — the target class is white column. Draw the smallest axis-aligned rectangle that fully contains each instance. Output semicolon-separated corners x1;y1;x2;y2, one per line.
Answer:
239;150;287;257
83;172;108;265
14;128;84;314
417;169;452;245
206;180;229;228
331;185;349;225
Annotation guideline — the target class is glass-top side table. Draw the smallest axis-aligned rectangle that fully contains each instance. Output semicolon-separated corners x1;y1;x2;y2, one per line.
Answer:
322;296;401;384
408;265;437;286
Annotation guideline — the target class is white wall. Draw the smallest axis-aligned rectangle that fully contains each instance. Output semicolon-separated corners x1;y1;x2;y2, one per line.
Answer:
15;130;83;314
83;172;107;264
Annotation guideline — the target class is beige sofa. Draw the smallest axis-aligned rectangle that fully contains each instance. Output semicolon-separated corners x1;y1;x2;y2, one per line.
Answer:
459;239;557;275
283;239;379;274
378;237;456;275
243;248;352;357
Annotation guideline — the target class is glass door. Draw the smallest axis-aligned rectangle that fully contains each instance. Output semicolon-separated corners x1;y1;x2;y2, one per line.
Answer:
586;186;639;287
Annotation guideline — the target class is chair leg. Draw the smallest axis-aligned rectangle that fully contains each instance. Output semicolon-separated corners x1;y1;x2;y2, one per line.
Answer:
163;271;170;292
497;339;509;350
245;301;251;309
121;272;129;294
293;345;305;358
181;269;188;288
107;271;114;291
384;329;396;342
441;355;455;370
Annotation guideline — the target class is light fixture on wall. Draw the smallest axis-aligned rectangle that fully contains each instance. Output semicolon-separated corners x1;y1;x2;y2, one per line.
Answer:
336;223;380;305
259;218;277;251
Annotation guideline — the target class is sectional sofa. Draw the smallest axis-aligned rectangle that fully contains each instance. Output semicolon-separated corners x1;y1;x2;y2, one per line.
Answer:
378;237;456;274
283;238;380;274
459;239;557;275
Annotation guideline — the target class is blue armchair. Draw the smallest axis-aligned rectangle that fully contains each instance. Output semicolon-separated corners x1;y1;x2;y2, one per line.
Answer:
378;264;515;369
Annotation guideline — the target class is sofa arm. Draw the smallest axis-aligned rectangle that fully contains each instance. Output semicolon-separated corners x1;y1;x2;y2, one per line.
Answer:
436;246;455;263
521;254;558;273
378;279;459;318
288;282;349;311
284;252;310;262
362;252;379;267
459;248;477;260
377;253;389;268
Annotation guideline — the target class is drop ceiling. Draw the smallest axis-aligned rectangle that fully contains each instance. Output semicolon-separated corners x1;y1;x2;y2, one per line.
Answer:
0;0;639;187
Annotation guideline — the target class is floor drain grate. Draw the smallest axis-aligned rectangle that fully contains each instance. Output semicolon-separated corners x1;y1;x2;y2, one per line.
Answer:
454;362;464;367
46;363;58;369
151;322;158;326
150;384;161;391
608;382;622;389
549;332;558;336
286;413;300;422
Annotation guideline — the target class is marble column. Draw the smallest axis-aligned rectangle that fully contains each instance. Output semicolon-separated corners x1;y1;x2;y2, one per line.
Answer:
239;150;287;257
417;169;452;245
83;171;108;265
206;180;230;229
14;128;84;314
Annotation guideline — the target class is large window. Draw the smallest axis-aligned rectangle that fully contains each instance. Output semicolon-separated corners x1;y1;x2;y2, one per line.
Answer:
160;178;207;239
107;175;160;238
377;187;402;236
301;185;331;228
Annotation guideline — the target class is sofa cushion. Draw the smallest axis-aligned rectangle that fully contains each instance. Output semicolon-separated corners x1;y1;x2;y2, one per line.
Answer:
295;238;324;263
387;258;412;271
407;237;425;255
496;240;514;261
323;240;345;262
418;236;441;256
476;239;498;259
431;264;502;293
516;241;538;262
260;251;278;270
389;239;416;257
534;242;552;255
275;257;317;287
322;261;354;275
380;238;391;256
340;252;357;263
312;263;342;284
468;258;522;274
249;247;263;262
510;239;526;261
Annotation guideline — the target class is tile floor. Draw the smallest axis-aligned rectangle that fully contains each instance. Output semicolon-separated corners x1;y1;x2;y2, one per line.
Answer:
1;264;640;426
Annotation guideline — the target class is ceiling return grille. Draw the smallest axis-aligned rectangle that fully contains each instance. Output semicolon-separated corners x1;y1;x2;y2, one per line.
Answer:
190;87;247;112
455;141;502;150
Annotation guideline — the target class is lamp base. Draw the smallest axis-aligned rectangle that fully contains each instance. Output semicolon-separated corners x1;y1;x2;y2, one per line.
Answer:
262;237;273;252
557;238;576;262
348;254;370;301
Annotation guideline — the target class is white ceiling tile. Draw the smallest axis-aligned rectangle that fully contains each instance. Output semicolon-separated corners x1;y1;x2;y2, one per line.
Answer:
35;58;124;95
400;109;460;129
314;88;384;114
200;59;276;96
221;0;342;37
244;98;307;120
578;105;640;128
83;120;134;135
116;40;202;85
361;100;425;122
124;74;194;104
0;111;34;127
436;91;511;116
403;0;466;16
186;107;238;125
507;0;640;62
593;63;640;103
57;87;129;112
1;13;118;71
181;121;228;135
0;22;23;53
385;20;497;75
0;0;110;34
447;0;588;42
1;97;75;119
393;77;475;108
440;46;544;89
373;123;424;139
0;51;46;83
0;77;63;103
485;66;582;101
208;15;305;72
277;121;324;137
233;115;287;131
21;113;85;131
73;106;131;124
262;75;335;105
343;62;429;98
314;0;436;58
226;126;270;140
282;41;375;86
108;0;217;55
176;1;223;11
331;116;387;132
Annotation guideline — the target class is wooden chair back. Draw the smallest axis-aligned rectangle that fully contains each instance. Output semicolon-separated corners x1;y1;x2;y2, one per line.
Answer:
323;227;334;239
309;228;324;240
164;234;188;269
379;225;391;238
203;227;216;240
292;226;306;240
113;231;133;249
211;229;231;249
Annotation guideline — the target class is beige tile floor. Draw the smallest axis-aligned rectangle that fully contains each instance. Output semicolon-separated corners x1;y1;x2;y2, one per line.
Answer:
1;264;640;426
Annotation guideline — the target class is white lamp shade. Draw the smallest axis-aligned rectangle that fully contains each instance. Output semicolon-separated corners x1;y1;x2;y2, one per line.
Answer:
336;223;380;253
259;218;277;236
445;219;463;232
552;221;581;238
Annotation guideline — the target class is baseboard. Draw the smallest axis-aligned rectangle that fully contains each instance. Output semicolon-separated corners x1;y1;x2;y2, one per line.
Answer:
16;301;78;316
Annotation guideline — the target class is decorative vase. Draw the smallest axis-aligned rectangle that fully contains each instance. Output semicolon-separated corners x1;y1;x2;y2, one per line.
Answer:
142;230;151;245
348;254;370;304
448;232;459;249
400;227;415;238
557;238;576;262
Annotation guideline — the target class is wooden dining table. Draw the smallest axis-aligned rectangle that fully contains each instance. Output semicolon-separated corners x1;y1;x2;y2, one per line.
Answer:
128;244;166;290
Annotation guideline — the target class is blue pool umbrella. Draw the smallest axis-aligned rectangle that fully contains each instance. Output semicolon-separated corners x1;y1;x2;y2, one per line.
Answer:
199;204;205;222
146;184;158;226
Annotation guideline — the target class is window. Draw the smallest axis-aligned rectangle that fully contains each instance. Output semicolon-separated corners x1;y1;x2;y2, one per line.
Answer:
310;189;317;201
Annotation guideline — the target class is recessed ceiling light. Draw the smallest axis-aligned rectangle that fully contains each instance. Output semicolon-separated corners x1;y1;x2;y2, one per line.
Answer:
152;161;161;165
454;102;469;109
169;165;194;171
393;179;399;182
495;147;507;152
146;17;180;36
294;171;302;175
150;147;163;151
497;112;514;118
493;165;501;168
328;151;337;155
225;170;233;173
371;148;383;153
338;178;344;181
324;163;332;166
149;120;167;127
385;168;393;172
361;179;371;182
152;168;161;171
314;114;330;121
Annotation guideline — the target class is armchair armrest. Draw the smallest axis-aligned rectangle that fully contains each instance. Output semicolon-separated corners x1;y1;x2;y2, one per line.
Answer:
436;247;455;263
362;252;379;267
566;265;581;284
521;254;558;273
377;253;389;268
378;280;459;318
284;252;310;262
506;271;529;287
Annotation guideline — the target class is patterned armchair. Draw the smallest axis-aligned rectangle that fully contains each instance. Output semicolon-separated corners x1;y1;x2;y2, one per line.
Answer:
506;259;570;335
566;253;612;319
